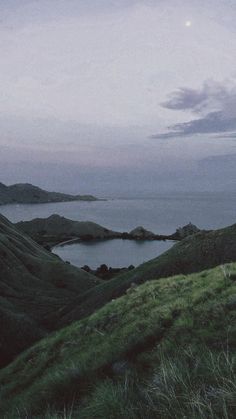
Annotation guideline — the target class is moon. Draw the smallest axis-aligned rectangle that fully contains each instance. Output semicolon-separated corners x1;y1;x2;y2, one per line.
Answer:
185;20;192;27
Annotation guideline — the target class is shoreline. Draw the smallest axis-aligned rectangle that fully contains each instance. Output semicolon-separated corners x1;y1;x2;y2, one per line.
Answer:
49;234;179;251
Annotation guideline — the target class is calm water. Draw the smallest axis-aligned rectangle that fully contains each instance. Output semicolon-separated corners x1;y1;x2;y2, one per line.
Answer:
53;239;173;269
1;192;236;233
1;192;236;268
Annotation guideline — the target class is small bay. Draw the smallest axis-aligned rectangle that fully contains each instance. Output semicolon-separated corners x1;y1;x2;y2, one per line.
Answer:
53;239;174;269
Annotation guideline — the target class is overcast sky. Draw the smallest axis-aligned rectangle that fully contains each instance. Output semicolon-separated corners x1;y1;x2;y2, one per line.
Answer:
0;0;236;193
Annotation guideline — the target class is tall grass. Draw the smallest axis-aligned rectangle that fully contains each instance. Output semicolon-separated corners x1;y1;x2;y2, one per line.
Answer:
36;345;236;418
145;346;236;418
76;345;236;419
1;264;235;418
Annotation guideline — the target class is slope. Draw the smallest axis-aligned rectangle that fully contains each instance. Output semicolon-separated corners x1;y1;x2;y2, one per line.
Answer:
0;214;99;366
0;263;235;418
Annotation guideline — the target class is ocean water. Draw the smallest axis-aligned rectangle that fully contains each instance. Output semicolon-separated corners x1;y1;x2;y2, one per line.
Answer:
1;192;236;268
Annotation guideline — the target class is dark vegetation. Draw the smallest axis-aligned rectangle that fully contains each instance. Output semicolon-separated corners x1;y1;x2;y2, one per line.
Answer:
81;263;135;280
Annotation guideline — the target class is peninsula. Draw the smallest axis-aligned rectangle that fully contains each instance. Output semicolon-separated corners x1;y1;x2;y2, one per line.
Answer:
15;215;201;248
0;182;99;205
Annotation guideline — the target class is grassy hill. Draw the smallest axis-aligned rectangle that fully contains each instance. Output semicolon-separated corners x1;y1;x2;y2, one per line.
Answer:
0;214;99;367
0;263;235;418
58;223;236;325
16;214;120;247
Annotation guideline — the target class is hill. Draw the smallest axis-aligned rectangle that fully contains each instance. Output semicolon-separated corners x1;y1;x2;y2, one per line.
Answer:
0;214;99;367
0;263;235;418
15;216;187;248
58;223;236;325
0;182;99;205
16;214;121;247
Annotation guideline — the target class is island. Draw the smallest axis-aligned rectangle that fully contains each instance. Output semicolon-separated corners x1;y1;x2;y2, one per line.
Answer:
0;182;100;205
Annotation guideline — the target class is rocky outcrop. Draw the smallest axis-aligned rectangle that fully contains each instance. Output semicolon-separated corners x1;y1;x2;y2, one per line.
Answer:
128;223;201;241
129;226;155;239
174;222;201;239
0;182;99;205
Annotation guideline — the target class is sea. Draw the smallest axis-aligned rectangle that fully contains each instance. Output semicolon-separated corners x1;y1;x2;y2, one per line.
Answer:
1;191;236;269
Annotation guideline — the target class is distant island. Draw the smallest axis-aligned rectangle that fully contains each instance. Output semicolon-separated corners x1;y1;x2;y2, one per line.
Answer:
0;182;100;205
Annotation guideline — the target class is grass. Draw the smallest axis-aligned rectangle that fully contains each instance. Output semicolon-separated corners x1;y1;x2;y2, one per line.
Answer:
77;346;236;419
17;346;236;418
0;263;235;417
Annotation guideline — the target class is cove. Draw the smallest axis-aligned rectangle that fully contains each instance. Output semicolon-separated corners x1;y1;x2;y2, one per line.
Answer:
53;238;174;269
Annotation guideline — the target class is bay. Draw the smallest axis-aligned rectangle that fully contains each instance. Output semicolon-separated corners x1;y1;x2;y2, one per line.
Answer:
1;191;236;268
53;239;173;269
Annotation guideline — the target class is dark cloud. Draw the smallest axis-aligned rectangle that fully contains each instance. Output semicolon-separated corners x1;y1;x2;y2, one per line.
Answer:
153;79;236;138
161;87;209;112
161;80;230;113
170;112;236;134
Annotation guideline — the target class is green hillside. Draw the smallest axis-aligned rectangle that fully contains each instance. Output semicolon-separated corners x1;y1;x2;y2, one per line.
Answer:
0;214;99;366
0;263;235;418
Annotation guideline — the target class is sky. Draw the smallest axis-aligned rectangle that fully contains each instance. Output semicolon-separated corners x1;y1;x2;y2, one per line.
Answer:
0;0;236;195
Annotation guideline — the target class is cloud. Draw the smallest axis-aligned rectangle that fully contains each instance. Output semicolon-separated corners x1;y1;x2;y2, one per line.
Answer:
161;80;230;113
153;79;236;138
161;86;209;112
214;133;236;139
